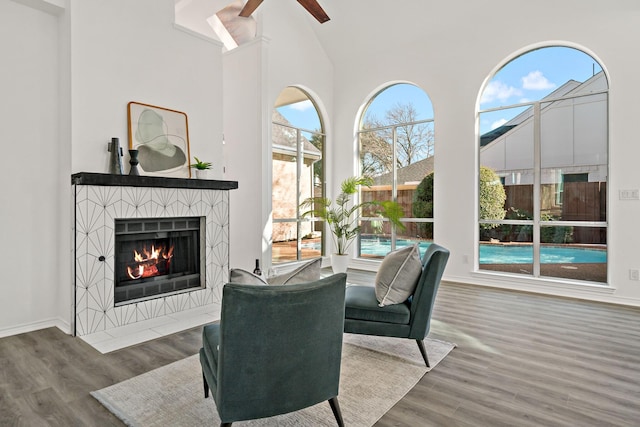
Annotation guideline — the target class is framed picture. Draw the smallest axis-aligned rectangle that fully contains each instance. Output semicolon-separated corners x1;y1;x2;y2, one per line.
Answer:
127;101;191;178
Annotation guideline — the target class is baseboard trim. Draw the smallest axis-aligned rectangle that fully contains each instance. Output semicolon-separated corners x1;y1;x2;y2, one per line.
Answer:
0;317;70;339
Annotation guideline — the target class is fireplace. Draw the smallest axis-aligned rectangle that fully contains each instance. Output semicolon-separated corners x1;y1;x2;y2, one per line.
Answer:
114;217;205;305
72;172;237;337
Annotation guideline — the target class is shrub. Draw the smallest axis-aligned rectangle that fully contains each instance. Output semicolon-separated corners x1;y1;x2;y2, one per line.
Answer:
412;172;434;239
479;166;506;229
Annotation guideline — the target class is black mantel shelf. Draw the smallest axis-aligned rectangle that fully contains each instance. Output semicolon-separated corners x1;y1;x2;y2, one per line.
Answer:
71;172;238;191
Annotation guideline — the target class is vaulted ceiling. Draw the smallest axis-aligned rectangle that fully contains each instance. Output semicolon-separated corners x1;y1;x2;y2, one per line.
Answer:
174;0;487;58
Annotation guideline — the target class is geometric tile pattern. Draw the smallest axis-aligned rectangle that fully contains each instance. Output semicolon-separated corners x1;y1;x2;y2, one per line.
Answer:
73;184;229;336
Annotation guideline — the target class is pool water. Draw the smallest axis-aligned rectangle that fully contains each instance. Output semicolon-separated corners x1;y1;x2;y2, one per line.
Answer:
359;238;607;264
477;244;606;264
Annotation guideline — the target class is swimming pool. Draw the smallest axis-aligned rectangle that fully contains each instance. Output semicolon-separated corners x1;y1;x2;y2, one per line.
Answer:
359;238;607;264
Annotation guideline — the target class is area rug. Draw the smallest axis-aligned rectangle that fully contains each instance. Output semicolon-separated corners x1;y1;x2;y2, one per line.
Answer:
92;335;455;426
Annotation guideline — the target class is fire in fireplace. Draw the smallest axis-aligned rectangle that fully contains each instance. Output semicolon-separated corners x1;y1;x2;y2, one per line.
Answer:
114;217;205;305
126;243;174;280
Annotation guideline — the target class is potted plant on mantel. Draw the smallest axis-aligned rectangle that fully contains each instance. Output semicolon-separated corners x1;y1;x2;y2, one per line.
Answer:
190;157;212;179
300;176;405;273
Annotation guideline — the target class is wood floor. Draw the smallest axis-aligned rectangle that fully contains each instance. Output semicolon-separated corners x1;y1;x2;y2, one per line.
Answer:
2;274;640;426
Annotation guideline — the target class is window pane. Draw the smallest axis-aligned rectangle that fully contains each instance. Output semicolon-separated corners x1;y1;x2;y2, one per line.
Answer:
479;226;533;276
359;233;433;259
396;121;434;167
540;92;608;224
300;131;324;261
540;226;607;283
478;46;607;284
272;125;298;222
397;120;434;241
359;221;391;259
272;89;324;265
360;129;392;177
300;220;322;260
480;105;534;221
271;122;298;260
359;84;434;262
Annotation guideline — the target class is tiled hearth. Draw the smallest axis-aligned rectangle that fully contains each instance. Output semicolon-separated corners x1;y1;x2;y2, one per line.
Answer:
72;173;238;351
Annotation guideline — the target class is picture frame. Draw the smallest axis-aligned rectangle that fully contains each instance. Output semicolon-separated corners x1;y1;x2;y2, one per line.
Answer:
127;101;191;178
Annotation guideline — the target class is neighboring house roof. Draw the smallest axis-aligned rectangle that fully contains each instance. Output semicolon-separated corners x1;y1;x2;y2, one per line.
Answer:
480;125;516;147
373;156;434;186
272;110;321;160
480;73;602;147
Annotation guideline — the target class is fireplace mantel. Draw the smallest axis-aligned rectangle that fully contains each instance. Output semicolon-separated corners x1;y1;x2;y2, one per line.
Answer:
71;172;238;191
72;172;236;337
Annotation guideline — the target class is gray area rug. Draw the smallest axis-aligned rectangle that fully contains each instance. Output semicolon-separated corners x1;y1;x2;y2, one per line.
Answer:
92;335;455;426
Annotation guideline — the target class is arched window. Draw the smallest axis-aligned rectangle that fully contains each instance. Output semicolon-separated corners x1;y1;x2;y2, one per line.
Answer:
271;87;325;265
357;83;435;258
478;46;608;283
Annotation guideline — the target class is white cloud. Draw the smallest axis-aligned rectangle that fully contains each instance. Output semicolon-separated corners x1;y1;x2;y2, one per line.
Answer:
481;81;522;104
521;71;556;90
289;100;313;111
491;118;508;130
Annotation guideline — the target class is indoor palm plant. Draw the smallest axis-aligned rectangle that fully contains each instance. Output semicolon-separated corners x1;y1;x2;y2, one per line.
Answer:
300;175;405;272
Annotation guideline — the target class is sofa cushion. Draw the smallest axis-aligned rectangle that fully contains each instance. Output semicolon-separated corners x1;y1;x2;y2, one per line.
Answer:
267;258;322;285
345;285;411;324
375;244;422;307
229;258;322;286
229;268;268;285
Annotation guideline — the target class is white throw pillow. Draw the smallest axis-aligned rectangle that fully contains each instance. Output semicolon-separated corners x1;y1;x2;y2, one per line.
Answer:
375;244;422;307
267;258;322;285
229;268;268;285
229;258;322;286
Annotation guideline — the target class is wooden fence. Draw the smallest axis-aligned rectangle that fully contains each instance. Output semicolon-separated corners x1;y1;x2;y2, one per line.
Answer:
362;181;606;244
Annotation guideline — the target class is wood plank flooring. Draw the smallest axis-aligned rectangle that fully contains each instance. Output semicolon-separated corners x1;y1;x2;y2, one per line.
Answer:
2;275;640;426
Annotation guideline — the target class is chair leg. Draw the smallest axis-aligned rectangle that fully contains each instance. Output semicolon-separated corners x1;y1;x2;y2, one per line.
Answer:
328;396;344;427
416;339;430;368
202;372;209;398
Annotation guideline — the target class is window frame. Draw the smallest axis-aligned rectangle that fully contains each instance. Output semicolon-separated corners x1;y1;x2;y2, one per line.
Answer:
271;96;326;265
478;87;609;283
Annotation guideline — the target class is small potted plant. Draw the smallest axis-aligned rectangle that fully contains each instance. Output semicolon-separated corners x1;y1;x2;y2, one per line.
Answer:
190;156;212;179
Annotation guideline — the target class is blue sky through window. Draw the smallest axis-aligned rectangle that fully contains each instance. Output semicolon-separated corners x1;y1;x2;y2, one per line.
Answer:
276;47;602;137
277;83;433;133
276;99;321;132
479;46;602;134
363;84;433;124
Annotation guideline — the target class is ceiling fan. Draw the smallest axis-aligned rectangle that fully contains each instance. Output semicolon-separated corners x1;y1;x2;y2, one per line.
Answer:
239;0;330;24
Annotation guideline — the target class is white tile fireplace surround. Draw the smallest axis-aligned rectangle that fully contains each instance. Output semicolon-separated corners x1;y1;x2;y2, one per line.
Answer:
72;173;238;341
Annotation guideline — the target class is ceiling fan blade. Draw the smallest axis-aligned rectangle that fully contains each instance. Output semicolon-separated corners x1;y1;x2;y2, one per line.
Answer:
297;0;330;23
239;0;264;17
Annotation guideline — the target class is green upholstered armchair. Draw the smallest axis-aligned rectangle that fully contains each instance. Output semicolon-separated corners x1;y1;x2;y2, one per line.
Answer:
343;243;450;367
199;273;347;427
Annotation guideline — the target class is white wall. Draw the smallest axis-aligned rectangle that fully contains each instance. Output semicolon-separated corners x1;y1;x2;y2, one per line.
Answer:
0;0;225;336
224;3;334;272
69;0;223;176
223;38;268;271
0;1;63;336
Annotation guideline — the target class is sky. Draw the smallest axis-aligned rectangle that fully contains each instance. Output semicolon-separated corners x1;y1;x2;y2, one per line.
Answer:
277;46;603;136
478;46;602;134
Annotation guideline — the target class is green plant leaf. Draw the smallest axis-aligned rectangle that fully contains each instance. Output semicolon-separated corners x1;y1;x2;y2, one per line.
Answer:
298;175;404;255
190;156;212;170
